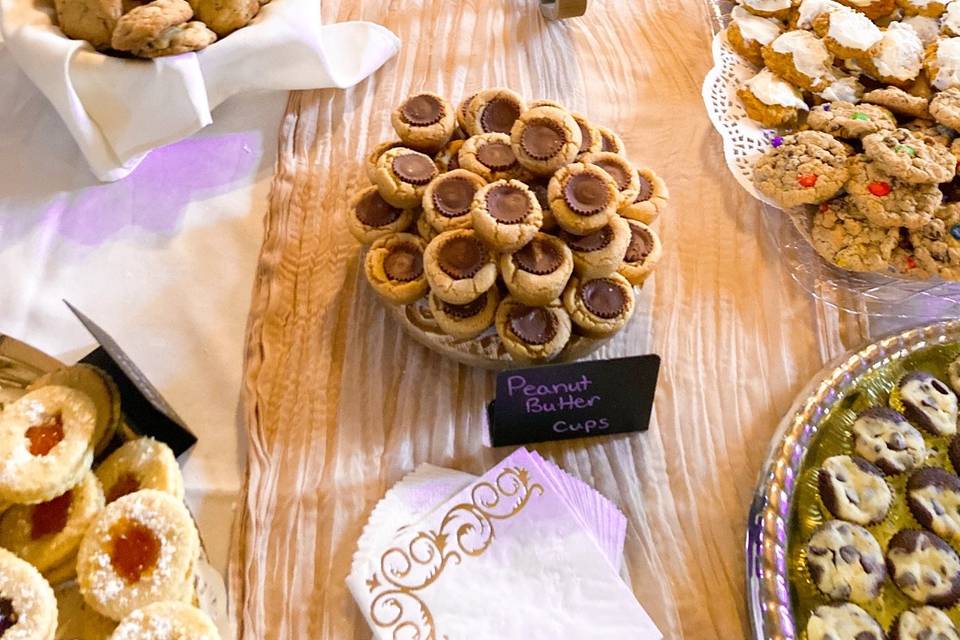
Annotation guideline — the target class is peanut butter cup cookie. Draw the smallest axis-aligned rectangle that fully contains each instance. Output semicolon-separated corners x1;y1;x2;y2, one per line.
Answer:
562;273;635;338
434;139;465;172
471;180;542;252
421;169;486;233
0;547;57;640
427;288;500;340
415;213;438;243
499;233;574;306
391;92;457;153
595;125;626;156
818;455;893;525
366;141;403;182
373;148;439;208
494;297;572;363
620;167;670;223
863;86;931;118
618;220;662;285
807;101;897;139
571;112;602;158
805;520;886;603
462;88;527;137
424;230;498;304
363;233;429;305
806;603;884;640
887;529;960;607
562;214;632;279
812;197;900;271
912;203;960;278
845;157;941;229
581;152;640;210
753;131;851;208
548;163;620;234
510;106;582;177
458;133;528;182
347;186;416;244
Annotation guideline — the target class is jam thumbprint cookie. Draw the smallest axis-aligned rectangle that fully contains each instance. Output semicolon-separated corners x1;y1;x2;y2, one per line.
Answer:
110;601;220;640
0;547;57;640
96;437;185;505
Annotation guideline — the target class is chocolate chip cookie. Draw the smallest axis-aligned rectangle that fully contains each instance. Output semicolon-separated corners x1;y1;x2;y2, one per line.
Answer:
818;455;893;525
187;0;257;37
111;0;204;56
911;203;960;280
852;407;927;475
929;87;960;130
753;131;850;208
805;520;886;603
887;529;960;607
55;0;121;49
863;128;956;184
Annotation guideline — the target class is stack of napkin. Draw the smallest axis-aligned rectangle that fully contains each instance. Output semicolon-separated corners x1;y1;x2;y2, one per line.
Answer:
348;448;661;639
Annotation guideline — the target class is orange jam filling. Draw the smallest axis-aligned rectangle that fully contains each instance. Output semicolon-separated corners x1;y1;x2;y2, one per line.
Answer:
109;519;161;584
0;597;17;634
31;490;73;540
25;413;64;456
106;474;141;504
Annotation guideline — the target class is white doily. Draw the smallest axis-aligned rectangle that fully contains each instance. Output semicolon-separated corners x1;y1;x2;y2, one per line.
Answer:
702;32;960;318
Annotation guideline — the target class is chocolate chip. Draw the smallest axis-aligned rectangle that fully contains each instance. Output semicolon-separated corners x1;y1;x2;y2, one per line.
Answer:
507;306;558;345
580;279;627;319
520;121;564;161
624;224;653;263
888;433;907;451
448;152;461;170
860;556;878;573
838;545;860;563
433;177;477;218
635;175;653;202
383;243;423;282
563;173;610;215
401;94;443;126
485;185;530;224
564;226;614;252
440;295;487;319
438;236;487;280
900;571;918;587
392;153;438;185
932;499;946;516
808;545;829;556
925;571;940;586
480;98;521;134
933;379;950;395
477;142;517;171
594;158;630;190
0;598;17;635
513;238;562;275
355;190;403;228
577;119;592;153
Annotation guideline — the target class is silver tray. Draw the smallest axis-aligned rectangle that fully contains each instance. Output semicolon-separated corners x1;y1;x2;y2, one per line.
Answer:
746;319;960;640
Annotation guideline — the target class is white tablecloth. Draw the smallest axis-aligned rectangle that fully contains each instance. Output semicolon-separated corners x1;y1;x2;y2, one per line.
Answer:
0;39;284;571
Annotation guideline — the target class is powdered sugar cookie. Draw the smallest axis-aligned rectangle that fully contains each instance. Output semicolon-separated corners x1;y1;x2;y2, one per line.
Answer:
816;70;865;103
96;438;184;505
110;601;219;639
0;547;57;640
56;582;117;640
807;101;897;139
897;0;946;16
77;490;199;621
812;197;900;271
945;1;960;37
737;67;809;128
925;37;960;91
763;30;836;92
837;0;897;19
753;131;850;208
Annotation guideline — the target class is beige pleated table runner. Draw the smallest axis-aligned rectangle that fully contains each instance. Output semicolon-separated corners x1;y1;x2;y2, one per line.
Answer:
229;1;846;638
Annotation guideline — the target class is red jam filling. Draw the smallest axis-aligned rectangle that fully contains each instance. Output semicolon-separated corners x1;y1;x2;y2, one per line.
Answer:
25;414;64;456
109;519;161;584
106;474;141;504
31;490;73;540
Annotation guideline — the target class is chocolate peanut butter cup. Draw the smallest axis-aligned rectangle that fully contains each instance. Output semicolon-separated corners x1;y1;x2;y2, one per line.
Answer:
508;306;557;345
594;158;631;190
401;94;444;126
598;126;624;154
635;174;653;202
580;278;627;319
392;153;438;185
513;238;562;275
573;113;600;155
433;177;477;218
356;190;403;227
438;235;487;279
383;243;424;282
477;142;517;171
440;295;487;319
520;121;565;161
564;226;613;252
486;184;531;224
564;174;611;215
480;98;522;134
624;223;653;263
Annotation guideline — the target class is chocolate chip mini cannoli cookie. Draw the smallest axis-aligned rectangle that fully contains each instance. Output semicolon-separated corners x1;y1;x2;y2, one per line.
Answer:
434;139;464;172
805;520;886;603
929;87;960;130
562;215;632;279
187;0;257;37
363;233;429;305
427;288;500;340
499;234;574;306
424;230;498;304
462;88;527;137
812;197;900;271
373;148;439;208
618;220;662;285
762;30;836;92
0;548;57;640
863;86;931;118
347;186;416;244
898;371;959;435
55;0;121;49
907;468;960;543
471;180;543;252
0;471;103;577
111;601;220;640
808;101;897;139
753;131;850;208
727;6;784;67
891;606;960;640
806;603;884;640
562;273;635;338
595;125;626;156
494;297;572;363
898;0;947;16
852;407;927;475
887;529;960;607
458;133;528;182
846;157;941;228
812;7;883;58
620;167;669;223
96;438;184;504
366;141;403;182
581;152;639;210
548;163;619;234
391;93;457;153
510;106;582;177
421;169;486;233
739;0;794;19
571;112;602;158
859;22;925;88
863;128;956;184
77;490;200;621
0;386;96;505
737;68;809;129
818;455;893;525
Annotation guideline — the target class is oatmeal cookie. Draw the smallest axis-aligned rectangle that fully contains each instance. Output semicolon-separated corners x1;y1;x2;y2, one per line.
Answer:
122;20;215;57
904;118;955;146
845;156;941;228
727;6;784;67
462;88;527;137
862;128;956;184
859;21;925;88
911;202;960;278
812;197;900;271
807;101;897;138
494;297;572;363
111;0;193;55
816;70;865;103
753;131;850;208
737;68;809;129
55;0;121;49
930;87;960;130
510;106;582;177
187;0;256;37
863;86;931;118
890;229;937;279
391;92;457;153
762;30;836;92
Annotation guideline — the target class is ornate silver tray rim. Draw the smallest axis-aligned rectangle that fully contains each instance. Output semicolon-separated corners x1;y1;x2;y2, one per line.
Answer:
746;319;960;640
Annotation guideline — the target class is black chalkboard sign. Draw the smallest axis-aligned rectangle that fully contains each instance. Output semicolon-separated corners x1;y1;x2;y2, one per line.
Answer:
487;355;660;447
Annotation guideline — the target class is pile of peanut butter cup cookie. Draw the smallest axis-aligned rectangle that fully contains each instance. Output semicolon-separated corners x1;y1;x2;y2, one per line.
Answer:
54;0;263;58
0;365;219;639
350;88;669;363
727;0;960;280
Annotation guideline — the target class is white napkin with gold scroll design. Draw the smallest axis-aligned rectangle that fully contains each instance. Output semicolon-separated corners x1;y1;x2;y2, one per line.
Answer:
0;0;400;182
348;448;661;640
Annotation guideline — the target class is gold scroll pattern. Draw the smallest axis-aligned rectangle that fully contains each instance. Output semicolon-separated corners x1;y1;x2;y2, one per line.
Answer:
368;465;544;640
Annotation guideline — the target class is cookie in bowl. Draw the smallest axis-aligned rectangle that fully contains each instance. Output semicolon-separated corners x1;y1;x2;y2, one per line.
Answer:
111;0;217;58
422;170;487;234
427;288;501;341
548;163;620;235
423;230;498;305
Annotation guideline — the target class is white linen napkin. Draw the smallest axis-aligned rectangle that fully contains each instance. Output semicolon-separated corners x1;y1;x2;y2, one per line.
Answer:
348;448;661;640
0;0;400;181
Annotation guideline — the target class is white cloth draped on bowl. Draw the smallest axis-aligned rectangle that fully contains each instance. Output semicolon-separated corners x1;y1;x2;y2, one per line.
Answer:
0;0;400;181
